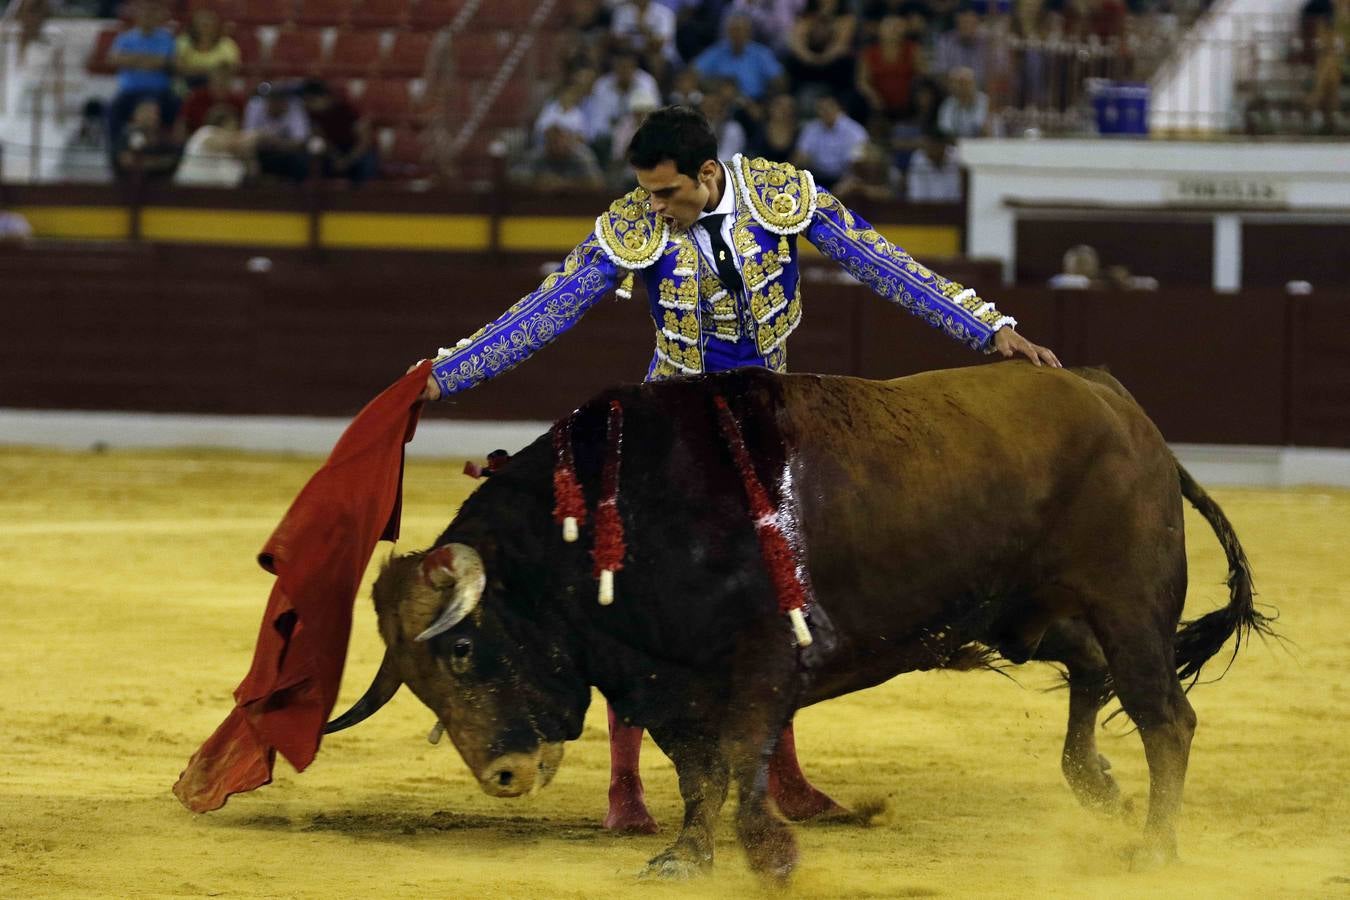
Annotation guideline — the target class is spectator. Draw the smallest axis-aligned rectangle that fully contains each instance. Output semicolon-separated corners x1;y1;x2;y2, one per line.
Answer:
699;90;747;158
1307;1;1349;131
667;65;705;107
0;204;34;246
937;65;988;137
178;66;246;138
1010;0;1055;109
175;9;240;91
728;0;806;53
891;75;943;164
511;124;605;191
174;104;257;187
300;79;377;184
933;4;989;85
534;81;593;145
786;0;859;108
106;0;178;148
612;0;679;75
856;14;925;121
746;91;800;162
904;130;962;202
1047;244;1102;289
609;84;662;172
583;51;661;148
833;139;901;201
242;81;311;182
693;12;786;102
673;0;733;62
794;93;868;189
114;98;181;180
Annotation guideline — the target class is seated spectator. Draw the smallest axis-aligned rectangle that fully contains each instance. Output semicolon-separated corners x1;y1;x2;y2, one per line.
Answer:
700;90;747;158
746;92;800;163
833;139;901;201
114;98;182;180
904;130;962;203
933;4;988;86
667;66;705;108
106;0;178;148
856;14;924;121
511;124;605;191
175;9;240;91
693;12;786;102
174;105;257;187
1047;244;1102;289
584;51;661;154
937;66;988;138
611;0;678;76
242;81;311;183
534;81;592;146
608;87;660;188
300;79;377;184
794;93;868;189
786;0;859;109
178;66;246;139
728;0;806;53
0;204;34;246
555;0;612;72
891;76;943;165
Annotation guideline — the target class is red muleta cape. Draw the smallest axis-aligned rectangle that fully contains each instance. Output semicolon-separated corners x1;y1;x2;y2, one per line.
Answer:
173;361;432;813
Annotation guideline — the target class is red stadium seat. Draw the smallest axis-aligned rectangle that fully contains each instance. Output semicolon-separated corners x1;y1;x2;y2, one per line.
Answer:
262;27;324;76
230;25;263;74
236;0;295;26
382;126;431;178
453;29;510;79
361;78;416;125
350;0;409;28
408;0;466;31
87;26;120;75
325;29;382;76
380;29;433;77
294;0;351;26
472;0;536;29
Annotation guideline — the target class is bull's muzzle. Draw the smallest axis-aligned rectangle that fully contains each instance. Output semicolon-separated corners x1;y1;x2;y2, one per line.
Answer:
477;742;565;798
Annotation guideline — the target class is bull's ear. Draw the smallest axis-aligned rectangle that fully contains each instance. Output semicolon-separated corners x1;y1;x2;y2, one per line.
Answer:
412;544;485;642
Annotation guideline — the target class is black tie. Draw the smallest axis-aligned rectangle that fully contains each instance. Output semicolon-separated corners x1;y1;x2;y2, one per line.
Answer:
701;213;744;296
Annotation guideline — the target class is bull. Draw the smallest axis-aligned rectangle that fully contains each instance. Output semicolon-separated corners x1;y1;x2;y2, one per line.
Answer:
325;362;1270;880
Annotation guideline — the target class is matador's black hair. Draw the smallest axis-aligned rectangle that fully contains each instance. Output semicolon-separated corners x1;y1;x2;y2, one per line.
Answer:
626;106;718;181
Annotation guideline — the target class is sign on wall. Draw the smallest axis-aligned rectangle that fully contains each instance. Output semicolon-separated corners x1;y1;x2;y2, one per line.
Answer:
1164;178;1289;207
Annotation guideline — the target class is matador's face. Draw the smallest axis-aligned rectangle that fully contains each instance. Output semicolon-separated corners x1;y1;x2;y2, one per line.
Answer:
633;159;720;231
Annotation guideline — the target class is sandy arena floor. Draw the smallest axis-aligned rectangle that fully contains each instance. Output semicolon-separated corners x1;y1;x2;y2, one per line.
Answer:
1;446;1348;899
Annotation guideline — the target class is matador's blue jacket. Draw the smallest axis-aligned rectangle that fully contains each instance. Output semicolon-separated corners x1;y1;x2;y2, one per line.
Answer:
430;154;1016;396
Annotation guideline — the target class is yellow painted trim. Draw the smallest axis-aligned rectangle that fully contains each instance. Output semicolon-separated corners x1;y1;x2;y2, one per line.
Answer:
14;206;129;240
799;224;960;259
322;213;490;249
499;216;595;251
141;208;309;246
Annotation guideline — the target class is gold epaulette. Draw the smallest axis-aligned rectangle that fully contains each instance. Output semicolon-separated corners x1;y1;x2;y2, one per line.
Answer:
731;154;817;236
594;187;670;270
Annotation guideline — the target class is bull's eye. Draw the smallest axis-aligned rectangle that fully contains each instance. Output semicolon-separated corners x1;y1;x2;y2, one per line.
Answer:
449;637;473;674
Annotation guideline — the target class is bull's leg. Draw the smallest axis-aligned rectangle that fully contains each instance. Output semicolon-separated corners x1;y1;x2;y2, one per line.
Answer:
766;722;850;821
640;723;729;879
603;704;659;834
1087;608;1197;870
1034;618;1123;813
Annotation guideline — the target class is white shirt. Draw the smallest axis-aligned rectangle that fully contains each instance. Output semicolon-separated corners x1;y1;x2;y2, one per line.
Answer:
174;126;248;187
906;149;962;203
584;69;661;137
689;162;742;295
611;2;678;60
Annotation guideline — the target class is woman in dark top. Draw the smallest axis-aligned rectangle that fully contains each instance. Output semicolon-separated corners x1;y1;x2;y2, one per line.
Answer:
745;92;800;163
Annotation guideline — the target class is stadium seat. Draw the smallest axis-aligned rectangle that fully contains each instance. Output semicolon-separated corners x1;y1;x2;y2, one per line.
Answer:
236;0;296;26
325;29;382;77
231;26;263;75
87;27;120;76
453;29;510;79
408;0;466;31
350;0;410;29
473;0;539;29
262;27;325;77
382;126;431;178
381;29;433;78
361;78;416;126
295;0;352;27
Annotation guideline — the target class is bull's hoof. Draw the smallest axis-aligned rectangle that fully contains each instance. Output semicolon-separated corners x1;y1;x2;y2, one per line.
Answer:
743;830;799;885
640;850;709;880
1066;754;1128;817
1124;839;1177;873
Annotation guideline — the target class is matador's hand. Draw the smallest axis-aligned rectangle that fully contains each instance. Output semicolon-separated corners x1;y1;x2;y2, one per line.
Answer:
407;360;442;401
993;328;1062;368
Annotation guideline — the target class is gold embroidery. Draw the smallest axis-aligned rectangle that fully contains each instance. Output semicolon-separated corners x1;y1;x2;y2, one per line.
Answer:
733;155;815;235
595;188;669;269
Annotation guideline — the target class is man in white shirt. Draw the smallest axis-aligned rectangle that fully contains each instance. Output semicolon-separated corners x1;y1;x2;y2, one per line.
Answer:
793;94;868;190
584;51;662;143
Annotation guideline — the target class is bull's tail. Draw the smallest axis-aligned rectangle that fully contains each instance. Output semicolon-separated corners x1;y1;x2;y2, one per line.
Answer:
1172;460;1276;687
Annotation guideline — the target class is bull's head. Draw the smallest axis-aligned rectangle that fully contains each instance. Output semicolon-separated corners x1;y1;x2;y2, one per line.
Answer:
327;543;585;798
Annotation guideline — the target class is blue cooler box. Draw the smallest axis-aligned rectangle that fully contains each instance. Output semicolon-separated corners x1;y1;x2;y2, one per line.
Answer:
1091;82;1150;136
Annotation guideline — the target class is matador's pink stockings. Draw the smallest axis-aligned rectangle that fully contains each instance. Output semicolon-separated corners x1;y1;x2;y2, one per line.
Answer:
602;704;848;833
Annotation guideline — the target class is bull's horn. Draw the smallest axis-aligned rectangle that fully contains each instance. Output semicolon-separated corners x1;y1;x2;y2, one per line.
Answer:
324;649;402;733
415;543;486;642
